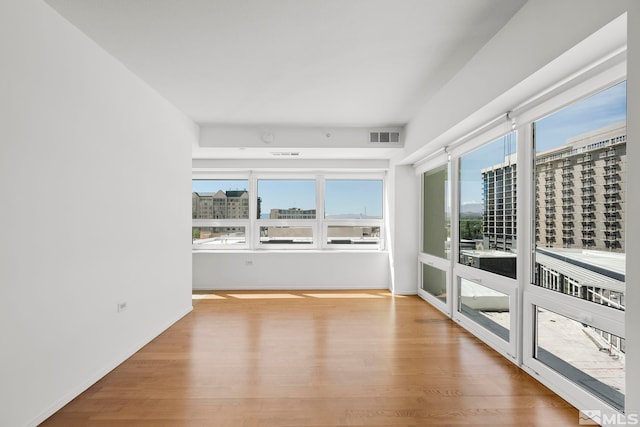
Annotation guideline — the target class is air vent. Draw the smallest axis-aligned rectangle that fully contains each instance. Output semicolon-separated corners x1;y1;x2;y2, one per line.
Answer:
369;131;400;144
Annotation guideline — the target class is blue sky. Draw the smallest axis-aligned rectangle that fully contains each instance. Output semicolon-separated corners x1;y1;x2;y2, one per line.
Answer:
192;179;383;218
460;81;626;205
460;132;517;206
535;80;626;153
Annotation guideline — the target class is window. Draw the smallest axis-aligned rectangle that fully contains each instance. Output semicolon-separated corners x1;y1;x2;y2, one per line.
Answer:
418;160;452;314
325;180;382;219
193;175;385;250
192;180;249;219
324;179;384;248
192;227;246;247
421;263;446;302
535;307;624;410
459;278;510;341
259;226;313;245
192;179;250;249
459;132;517;279
257;179;316;220
532;81;627;308
415;46;626;418
422;164;450;260
528;81;627;410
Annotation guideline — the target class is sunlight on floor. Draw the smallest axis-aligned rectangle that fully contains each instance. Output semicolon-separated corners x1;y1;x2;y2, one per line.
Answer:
226;293;304;299
192;291;399;300
303;293;384;299
192;294;227;300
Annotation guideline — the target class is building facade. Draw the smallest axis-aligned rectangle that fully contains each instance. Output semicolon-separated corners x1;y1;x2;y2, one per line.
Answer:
192;189;250;219
535;122;627;252
269;208;316;219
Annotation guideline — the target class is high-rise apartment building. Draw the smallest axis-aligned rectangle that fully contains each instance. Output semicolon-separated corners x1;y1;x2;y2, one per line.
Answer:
534;122;626;252
481;153;517;252
480;123;626;253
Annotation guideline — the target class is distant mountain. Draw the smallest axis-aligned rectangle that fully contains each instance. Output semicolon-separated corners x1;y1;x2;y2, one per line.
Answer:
260;213;378;219
325;214;380;219
460;202;483;214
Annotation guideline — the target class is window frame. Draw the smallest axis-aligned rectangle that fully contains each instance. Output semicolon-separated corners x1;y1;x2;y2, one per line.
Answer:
522;76;627;413
450;130;520;362
322;175;385;250
415;53;627;416
191;173;252;250
192;171;386;251
417;154;452;316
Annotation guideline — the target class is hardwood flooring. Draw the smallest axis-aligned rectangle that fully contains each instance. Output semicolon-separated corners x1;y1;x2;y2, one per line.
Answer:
41;290;580;426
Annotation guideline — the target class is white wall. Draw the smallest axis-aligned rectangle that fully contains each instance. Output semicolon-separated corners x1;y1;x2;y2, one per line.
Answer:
194;251;389;290
0;1;195;426
387;163;419;294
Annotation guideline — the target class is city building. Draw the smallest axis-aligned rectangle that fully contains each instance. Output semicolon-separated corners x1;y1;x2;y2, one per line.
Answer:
192;189;250;219
535;122;627;252
481;153;517;252
269;207;316;219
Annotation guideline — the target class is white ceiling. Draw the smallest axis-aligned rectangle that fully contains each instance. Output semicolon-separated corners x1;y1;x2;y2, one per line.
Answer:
45;0;527;158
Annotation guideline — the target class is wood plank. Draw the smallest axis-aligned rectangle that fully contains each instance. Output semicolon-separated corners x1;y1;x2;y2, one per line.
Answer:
42;290;580;426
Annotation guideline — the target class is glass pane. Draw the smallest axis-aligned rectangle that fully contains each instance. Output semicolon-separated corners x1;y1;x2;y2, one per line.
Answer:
422;164;451;259
258;180;316;219
421;263;446;302
192;180;249;219
459;132;517;279
192;227;246;246
259;226;313;244
533;82;626;309
327;225;380;245
535;306;624;410
325;180;383;219
459;278;509;341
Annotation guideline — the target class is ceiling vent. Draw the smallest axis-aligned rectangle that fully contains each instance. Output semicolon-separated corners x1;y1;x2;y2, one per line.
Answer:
369;131;400;144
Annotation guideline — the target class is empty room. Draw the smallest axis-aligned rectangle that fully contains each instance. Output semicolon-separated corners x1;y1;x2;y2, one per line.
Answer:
2;1;639;426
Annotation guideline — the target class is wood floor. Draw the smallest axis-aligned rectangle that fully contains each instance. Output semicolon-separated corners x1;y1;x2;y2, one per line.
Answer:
42;290;581;426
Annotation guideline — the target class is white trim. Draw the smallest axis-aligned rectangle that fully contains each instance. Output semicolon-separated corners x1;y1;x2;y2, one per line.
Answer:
418;256;452;317
413;147;448;175
452;273;518;363
192;172;387;251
